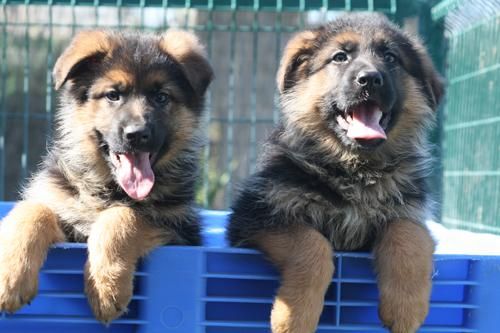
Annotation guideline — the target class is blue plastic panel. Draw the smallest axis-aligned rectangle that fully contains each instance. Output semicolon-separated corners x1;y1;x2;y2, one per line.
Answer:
0;202;499;332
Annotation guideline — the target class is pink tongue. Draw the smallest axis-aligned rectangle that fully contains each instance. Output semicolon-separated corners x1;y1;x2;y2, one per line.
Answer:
115;153;155;200
346;104;387;140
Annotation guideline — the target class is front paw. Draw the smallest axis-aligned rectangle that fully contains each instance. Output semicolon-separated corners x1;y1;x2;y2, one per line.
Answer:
84;262;133;323
0;263;38;313
379;293;429;333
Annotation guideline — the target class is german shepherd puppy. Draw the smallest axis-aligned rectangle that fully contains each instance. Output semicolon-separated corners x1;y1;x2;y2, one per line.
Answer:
0;30;213;322
229;14;443;333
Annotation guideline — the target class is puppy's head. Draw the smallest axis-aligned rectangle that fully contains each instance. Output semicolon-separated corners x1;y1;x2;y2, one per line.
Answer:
277;13;443;151
53;30;213;200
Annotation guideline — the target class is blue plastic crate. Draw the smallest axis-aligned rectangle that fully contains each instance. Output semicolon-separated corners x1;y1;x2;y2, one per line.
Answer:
0;201;499;332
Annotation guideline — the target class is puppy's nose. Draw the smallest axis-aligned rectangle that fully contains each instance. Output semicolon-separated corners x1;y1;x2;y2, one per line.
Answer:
123;124;151;145
356;70;383;88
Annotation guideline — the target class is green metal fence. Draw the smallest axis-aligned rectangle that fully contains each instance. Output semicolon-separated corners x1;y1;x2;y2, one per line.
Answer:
433;0;500;233
2;0;498;235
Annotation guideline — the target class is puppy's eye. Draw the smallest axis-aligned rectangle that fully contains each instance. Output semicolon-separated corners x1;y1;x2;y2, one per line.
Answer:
332;51;349;63
384;52;397;63
155;92;169;105
105;91;120;102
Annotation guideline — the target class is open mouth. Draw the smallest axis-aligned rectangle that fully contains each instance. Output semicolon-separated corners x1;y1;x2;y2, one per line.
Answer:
336;101;388;142
109;152;157;201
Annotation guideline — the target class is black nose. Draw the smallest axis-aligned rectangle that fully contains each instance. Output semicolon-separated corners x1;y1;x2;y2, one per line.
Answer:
123;124;151;145
356;70;383;88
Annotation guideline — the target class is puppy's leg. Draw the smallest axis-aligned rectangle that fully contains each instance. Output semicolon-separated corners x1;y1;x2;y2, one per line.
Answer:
0;202;64;312
85;206;166;323
374;221;435;333
255;225;334;333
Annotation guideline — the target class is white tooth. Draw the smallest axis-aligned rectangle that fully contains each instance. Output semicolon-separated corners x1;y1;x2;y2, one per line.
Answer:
337;116;349;130
110;153;120;166
375;110;383;123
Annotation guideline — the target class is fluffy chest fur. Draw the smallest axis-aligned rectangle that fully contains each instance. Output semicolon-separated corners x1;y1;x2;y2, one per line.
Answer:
22;138;201;242
261;146;430;251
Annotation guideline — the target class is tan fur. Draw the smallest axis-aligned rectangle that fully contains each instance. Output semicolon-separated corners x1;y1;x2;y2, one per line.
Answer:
23;176;105;238
90;74;133;97
156;106;199;166
334;31;361;44
104;69;134;86
276;30;317;93
85;206;168;322
374;221;435;333
255;226;334;333
53;30;111;90
0;202;65;312
401;39;444;108
379;79;435;167
160;30;214;96
142;72;193;100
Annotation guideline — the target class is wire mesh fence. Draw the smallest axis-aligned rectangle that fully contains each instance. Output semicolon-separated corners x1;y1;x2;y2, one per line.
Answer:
435;0;500;233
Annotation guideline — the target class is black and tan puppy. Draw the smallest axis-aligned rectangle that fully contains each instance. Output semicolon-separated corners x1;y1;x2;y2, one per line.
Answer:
229;13;443;333
0;30;213;322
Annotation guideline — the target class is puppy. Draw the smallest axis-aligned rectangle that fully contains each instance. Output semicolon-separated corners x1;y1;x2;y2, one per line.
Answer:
0;30;213;322
229;13;443;333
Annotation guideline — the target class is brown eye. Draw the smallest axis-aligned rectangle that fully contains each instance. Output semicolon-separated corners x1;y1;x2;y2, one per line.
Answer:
384;52;397;63
332;51;348;63
155;92;169;105
105;90;120;102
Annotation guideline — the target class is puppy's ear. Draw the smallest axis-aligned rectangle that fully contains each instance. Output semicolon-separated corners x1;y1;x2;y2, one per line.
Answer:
426;65;445;109
276;30;317;93
160;30;214;96
53;30;111;90
413;42;445;110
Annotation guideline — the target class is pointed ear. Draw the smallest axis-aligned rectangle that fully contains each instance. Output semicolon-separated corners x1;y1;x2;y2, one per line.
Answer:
276;30;318;93
412;39;445;110
420;53;445;110
160;30;214;97
53;30;111;90
426;64;445;109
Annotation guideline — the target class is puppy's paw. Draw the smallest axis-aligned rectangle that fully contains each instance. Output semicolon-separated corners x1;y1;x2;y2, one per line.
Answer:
0;202;63;314
270;297;293;333
84;262;133;323
270;293;325;333
0;263;38;313
379;294;429;333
